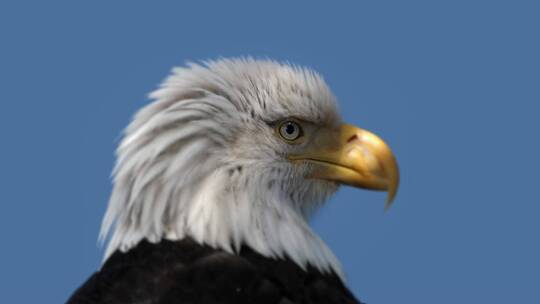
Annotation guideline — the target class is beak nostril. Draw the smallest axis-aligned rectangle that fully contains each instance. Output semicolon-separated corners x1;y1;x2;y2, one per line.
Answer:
346;134;358;143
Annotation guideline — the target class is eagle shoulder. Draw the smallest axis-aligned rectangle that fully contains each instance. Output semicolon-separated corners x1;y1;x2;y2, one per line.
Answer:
67;239;361;304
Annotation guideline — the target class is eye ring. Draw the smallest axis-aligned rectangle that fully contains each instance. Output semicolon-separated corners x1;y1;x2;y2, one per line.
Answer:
278;120;303;141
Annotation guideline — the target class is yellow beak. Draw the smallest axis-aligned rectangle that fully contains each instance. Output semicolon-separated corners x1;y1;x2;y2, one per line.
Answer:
288;124;399;209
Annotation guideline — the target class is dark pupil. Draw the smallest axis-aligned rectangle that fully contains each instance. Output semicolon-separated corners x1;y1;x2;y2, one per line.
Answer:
285;123;296;135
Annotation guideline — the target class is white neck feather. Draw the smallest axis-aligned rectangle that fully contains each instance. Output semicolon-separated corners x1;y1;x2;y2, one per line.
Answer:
102;154;343;279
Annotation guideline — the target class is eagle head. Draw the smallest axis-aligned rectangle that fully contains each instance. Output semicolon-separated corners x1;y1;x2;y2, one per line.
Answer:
100;58;399;279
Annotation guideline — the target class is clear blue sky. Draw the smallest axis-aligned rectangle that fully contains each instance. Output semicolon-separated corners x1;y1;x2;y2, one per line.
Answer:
1;1;539;303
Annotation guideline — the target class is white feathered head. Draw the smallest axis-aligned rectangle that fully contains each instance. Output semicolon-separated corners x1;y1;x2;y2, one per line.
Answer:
100;58;399;279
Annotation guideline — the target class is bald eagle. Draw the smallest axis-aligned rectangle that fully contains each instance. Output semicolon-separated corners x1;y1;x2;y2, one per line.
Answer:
68;58;399;304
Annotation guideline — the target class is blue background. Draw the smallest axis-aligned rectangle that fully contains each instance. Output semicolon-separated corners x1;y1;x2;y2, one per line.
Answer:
1;1;538;303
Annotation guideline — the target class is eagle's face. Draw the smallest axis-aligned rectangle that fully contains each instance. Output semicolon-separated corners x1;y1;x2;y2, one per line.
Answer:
220;105;344;219
101;58;398;278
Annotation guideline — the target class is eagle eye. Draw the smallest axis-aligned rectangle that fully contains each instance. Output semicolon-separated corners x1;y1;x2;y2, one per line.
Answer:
278;120;303;141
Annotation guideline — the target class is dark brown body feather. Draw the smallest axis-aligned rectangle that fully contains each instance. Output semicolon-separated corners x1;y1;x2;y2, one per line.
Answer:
67;238;361;304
